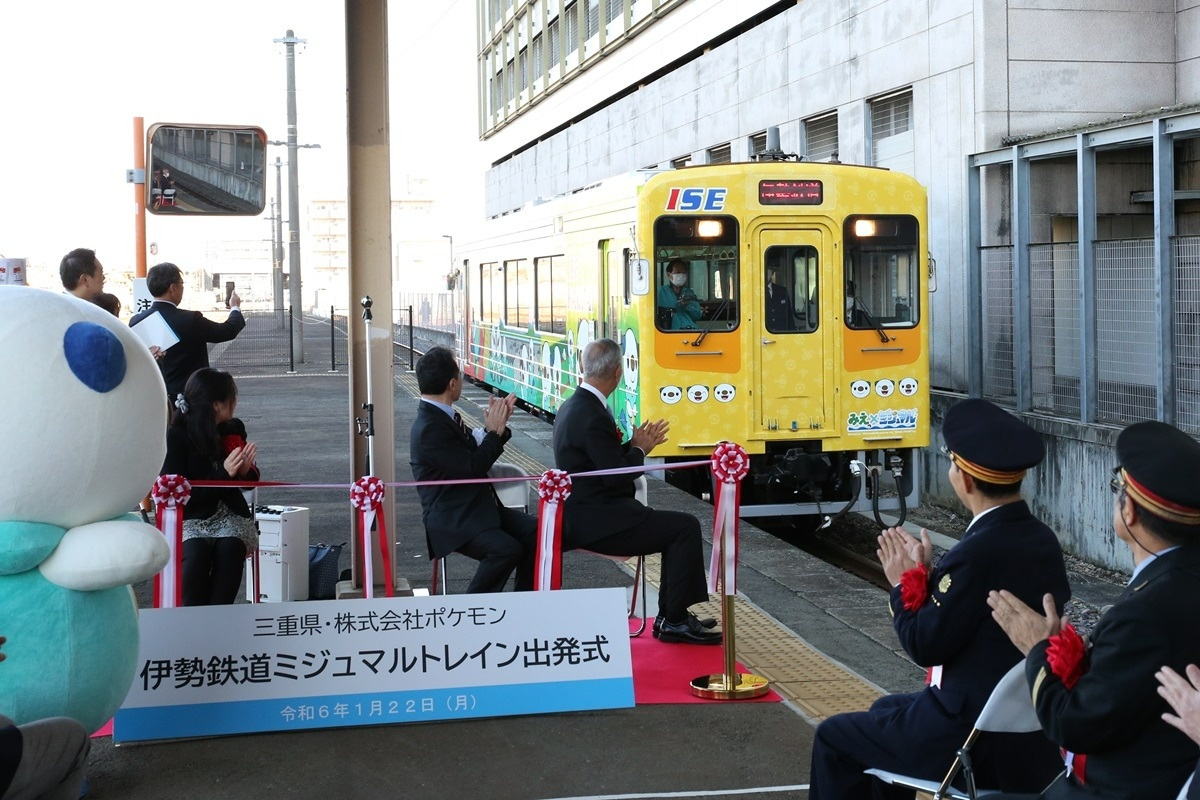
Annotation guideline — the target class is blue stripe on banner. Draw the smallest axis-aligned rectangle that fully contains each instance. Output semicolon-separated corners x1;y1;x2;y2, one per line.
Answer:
114;677;634;742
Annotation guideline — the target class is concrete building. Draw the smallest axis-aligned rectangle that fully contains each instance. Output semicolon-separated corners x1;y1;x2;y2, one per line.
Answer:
475;0;1200;569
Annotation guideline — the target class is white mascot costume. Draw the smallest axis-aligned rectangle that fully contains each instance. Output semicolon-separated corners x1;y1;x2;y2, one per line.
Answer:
0;287;170;733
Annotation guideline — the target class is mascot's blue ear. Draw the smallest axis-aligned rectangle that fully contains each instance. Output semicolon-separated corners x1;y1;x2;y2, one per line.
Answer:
63;322;126;394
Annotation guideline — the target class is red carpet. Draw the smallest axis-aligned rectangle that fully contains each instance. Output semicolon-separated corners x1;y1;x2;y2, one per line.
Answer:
629;619;782;705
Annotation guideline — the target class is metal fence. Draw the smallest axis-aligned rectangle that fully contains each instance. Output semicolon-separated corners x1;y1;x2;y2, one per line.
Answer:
210;307;349;374
978;235;1200;434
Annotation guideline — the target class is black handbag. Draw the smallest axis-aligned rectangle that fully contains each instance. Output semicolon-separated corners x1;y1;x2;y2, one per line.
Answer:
308;542;345;600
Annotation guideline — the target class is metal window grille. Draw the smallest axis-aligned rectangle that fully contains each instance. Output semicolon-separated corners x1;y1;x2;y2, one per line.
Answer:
531;35;543;81
506;60;516;104
1175;236;1200;435
1030;243;1080;415
671;154;692;168
565;3;579;54
981;245;1015;402
606;0;622;24
871;91;911;138
707;143;731;164
587;0;599;38
548;17;560;64
1095;239;1157;424
518;48;528;91
804;114;838;162
750;131;768;157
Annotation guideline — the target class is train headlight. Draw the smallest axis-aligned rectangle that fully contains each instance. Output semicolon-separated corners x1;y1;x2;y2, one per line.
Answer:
697;219;723;238
854;219;877;237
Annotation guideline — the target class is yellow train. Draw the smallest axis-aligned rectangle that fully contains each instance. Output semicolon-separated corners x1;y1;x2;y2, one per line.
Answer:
458;161;929;524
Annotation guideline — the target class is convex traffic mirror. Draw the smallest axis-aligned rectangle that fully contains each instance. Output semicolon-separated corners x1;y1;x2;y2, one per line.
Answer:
147;124;267;215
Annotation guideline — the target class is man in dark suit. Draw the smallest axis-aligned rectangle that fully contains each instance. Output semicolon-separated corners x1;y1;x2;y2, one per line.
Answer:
809;399;1071;798
409;346;536;594
59;247;105;302
130;262;245;400
552;337;720;645
991;420;1200;800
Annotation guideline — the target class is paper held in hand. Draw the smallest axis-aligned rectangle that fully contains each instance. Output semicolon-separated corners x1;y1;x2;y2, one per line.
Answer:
130;310;180;352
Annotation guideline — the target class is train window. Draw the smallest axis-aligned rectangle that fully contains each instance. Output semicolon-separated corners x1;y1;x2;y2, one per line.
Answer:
653;215;740;333
479;262;501;325
764;246;818;334
534;255;566;335
504;259;532;328
843;215;919;332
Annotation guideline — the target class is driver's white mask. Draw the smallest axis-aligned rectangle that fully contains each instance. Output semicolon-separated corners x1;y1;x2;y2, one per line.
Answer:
669;273;687;287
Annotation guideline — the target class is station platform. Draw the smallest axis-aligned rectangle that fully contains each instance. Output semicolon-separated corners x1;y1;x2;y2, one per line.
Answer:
89;367;1124;800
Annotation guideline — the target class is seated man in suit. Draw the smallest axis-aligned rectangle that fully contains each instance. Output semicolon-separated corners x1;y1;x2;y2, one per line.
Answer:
552;337;720;645
810;398;1070;798
409;346;536;594
130;262;246;400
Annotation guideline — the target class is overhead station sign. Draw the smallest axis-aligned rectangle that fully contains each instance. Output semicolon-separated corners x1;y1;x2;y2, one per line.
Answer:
115;588;634;742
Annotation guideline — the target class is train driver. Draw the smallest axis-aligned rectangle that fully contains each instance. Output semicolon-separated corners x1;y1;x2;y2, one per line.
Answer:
765;251;803;332
656;258;703;330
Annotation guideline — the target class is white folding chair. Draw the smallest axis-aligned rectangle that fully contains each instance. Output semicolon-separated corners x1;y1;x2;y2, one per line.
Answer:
430;461;529;595
865;661;1042;799
579;475;649;637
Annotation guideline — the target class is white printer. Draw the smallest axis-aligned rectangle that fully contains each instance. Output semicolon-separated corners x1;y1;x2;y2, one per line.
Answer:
246;505;310;602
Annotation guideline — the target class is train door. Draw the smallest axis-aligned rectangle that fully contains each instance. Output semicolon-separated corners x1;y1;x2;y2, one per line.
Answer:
756;228;829;433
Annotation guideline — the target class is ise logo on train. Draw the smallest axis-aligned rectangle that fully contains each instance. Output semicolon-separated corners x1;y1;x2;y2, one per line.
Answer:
665;187;728;211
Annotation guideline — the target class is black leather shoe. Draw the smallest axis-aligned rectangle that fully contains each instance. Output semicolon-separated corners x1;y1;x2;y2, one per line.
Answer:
653;613;717;638
657;616;722;645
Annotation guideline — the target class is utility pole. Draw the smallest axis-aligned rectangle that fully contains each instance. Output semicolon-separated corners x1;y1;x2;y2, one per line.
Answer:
275;29;307;362
272;157;284;314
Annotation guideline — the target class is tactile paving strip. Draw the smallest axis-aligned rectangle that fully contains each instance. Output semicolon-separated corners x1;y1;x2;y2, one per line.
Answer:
396;371;883;720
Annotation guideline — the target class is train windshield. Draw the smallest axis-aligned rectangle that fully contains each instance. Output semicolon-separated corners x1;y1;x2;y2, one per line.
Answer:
652;215;739;333
843;215;920;331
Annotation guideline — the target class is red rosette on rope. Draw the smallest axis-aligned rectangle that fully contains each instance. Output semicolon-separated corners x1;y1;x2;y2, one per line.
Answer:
152;474;191;508
350;475;386;511
711;441;750;484
152;475;191;608
1046;622;1086;689
708;442;748;595
899;563;929;611
350;476;393;598
533;469;571;590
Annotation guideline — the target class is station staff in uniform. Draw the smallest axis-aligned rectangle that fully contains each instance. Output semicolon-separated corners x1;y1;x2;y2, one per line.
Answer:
808;398;1071;798
989;421;1200;800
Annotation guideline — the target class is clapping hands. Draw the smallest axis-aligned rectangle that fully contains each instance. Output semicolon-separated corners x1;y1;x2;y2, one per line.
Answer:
630;418;669;455
483;393;517;435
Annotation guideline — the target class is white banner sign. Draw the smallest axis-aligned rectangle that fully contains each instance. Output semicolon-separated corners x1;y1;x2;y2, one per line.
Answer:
115;588;633;742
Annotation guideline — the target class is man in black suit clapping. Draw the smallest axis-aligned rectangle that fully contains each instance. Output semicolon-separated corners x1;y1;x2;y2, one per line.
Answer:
410;347;536;594
552;337;720;645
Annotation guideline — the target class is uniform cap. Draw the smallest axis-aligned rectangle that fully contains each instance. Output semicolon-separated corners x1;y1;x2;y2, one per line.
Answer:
1116;421;1200;525
942;398;1044;484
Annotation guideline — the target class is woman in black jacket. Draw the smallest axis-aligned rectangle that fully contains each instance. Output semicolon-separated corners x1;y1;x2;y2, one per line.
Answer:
163;369;259;605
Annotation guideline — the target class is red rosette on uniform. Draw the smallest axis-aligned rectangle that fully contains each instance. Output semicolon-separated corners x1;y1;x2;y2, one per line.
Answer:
708;442;749;595
1047;622;1086;689
152;474;191;608
350;476;394;598
899;563;929;611
533;469;571;590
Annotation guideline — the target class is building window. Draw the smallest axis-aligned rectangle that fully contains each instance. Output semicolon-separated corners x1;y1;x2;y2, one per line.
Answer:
586;0;599;38
565;2;579;54
531;34;543;82
606;0;623;24
518;48;528;91
506;59;516;103
548;17;560;65
671;154;692;169
804;114;838;162
870;90;914;173
707;143;731;164
750;131;768;159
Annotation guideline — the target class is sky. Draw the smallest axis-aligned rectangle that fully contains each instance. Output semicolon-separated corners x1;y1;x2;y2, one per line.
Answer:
0;0;482;290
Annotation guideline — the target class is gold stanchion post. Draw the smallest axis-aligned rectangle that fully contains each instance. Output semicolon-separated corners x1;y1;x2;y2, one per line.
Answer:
691;445;770;699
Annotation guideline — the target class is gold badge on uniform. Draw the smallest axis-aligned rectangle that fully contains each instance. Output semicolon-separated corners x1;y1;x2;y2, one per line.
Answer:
938;574;952;594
